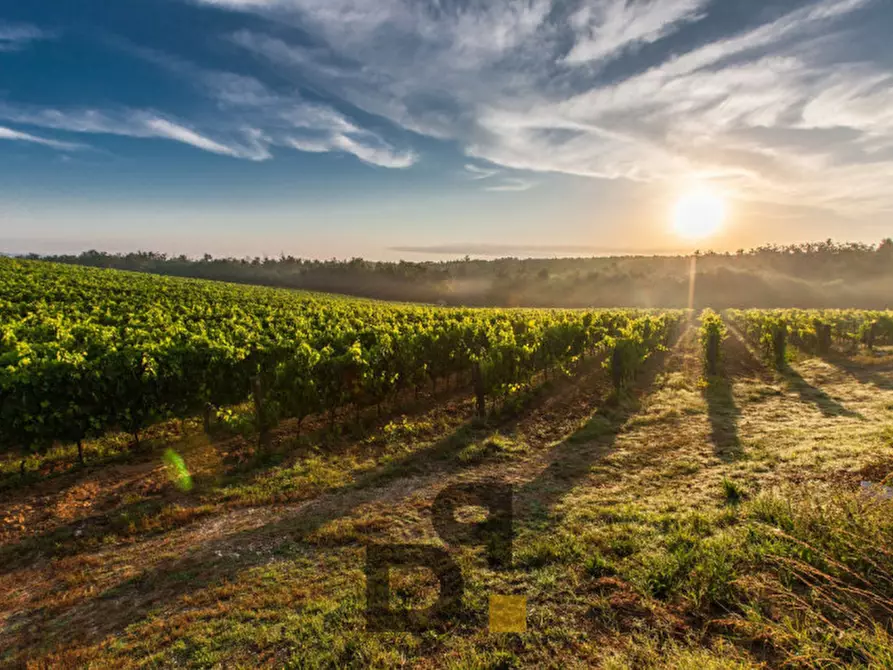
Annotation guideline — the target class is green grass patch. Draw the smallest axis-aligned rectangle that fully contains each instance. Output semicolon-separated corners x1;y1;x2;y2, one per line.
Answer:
457;433;528;464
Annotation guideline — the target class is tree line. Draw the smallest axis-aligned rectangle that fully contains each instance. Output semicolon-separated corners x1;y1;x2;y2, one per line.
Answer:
28;239;893;308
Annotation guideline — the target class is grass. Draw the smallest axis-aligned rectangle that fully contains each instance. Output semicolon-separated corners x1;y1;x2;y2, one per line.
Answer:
2;328;893;667
721;477;749;504
457;433;528;464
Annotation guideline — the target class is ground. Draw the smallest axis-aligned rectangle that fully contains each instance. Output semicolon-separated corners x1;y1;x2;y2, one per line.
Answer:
2;325;893;668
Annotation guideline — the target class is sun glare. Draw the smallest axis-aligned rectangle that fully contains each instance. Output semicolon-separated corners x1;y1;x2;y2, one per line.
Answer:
673;189;727;240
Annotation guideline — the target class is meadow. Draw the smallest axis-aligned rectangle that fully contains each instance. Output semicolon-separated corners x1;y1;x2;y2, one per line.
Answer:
2;258;893;668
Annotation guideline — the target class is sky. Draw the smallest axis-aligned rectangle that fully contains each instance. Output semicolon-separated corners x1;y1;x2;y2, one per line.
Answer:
0;0;891;260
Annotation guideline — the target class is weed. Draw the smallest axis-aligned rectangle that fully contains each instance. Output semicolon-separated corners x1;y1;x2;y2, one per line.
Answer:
721;477;748;504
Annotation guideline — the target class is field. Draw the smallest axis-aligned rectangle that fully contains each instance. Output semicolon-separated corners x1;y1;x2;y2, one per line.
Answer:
2;259;893;668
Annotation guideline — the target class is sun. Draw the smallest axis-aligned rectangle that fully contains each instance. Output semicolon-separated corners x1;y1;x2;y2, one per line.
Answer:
673;189;727;240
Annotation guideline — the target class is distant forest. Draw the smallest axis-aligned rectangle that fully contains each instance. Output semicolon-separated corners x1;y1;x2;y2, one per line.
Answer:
33;239;893;308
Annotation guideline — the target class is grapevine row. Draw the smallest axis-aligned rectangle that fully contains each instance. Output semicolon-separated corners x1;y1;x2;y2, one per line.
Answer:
0;259;682;468
725;308;893;369
698;309;727;375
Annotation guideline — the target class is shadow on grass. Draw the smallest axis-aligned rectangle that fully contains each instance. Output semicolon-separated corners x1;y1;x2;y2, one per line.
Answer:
703;376;742;461
783;366;864;419
216;358;607;503
0;436;168;495
723;327;774;382
1;357;620;657
0;496;214;573
513;333;678;525
0;419;483;657
698;330;752;461
0;374;478;499
819;353;893;392
512;398;631;526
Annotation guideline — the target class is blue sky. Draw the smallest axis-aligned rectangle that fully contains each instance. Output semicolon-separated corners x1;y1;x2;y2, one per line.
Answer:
0;0;891;259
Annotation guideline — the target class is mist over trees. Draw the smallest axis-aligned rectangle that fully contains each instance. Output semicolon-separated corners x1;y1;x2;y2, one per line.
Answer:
32;239;893;309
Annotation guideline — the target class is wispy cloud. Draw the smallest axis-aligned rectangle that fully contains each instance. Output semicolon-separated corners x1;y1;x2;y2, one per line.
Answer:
143;117;269;159
484;178;536;192
330;133;416;168
0;85;412;166
2;35;415;167
0;126;84;151
564;0;709;64
108;41;417;168
5;0;889;215
464;163;500;180
464;163;534;192
211;78;418;167
0;22;54;52
215;0;889;215
0;104;269;160
284;131;416;167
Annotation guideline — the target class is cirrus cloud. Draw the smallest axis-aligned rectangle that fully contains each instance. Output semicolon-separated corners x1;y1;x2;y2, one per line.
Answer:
0;126;84;151
200;0;890;213
0;22;55;52
0;104;271;160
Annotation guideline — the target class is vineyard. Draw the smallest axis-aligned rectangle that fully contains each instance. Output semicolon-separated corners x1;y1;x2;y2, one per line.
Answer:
1;258;681;472
2;259;893;668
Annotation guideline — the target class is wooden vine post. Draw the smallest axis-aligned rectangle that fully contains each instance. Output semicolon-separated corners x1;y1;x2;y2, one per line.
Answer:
203;403;214;434
705;331;720;376
472;362;486;417
611;344;624;391
772;323;787;370
817;323;832;355
252;375;268;448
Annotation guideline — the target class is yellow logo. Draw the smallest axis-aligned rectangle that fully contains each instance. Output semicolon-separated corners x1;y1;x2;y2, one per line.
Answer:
488;594;527;633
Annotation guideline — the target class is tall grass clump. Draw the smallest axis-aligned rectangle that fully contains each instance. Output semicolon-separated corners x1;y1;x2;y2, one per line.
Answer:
634;486;893;667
